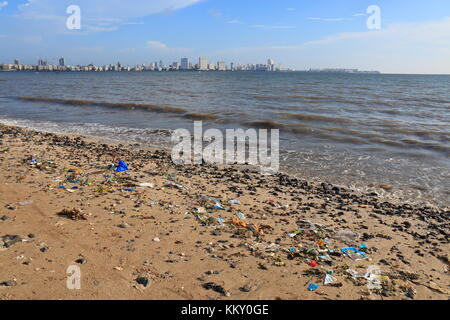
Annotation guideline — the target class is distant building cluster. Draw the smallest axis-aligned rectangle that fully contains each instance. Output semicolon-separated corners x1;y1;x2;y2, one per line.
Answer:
0;57;286;72
307;68;380;74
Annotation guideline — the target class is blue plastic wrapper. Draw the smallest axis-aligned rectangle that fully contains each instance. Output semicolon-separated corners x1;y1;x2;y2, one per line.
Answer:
307;283;319;291
115;161;129;172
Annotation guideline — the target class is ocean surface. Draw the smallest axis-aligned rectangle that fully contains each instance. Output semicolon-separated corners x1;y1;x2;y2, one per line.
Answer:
0;71;449;208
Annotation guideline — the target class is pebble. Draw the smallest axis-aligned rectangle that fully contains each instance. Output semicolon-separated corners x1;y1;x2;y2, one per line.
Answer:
136;276;149;287
118;223;131;229
1;280;17;287
153;237;160;242
240;285;252;293
75;258;87;264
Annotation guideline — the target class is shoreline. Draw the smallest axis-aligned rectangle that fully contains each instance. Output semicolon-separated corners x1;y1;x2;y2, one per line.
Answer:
1;118;446;211
0;123;448;300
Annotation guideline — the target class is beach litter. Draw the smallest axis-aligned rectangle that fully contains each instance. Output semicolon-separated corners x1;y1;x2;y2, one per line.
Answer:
18;200;34;206
165;181;187;191
138;182;155;188
1;235;23;248
332;229;360;243
203;282;229;297
341;248;369;261
307;283;319;291
236;212;246;220
324;274;337;285
57;208;87;221
296;220;316;231
113;160;129;172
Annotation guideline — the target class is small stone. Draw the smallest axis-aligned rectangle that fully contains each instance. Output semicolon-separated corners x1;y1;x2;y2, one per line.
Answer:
40;246;49;252
240;285;252;293
1;280;17;287
118;223;130;229
259;264;268;270
75;258;87;264
28;234;36;239
1;215;9;221
136;276;149;287
153;237;160;242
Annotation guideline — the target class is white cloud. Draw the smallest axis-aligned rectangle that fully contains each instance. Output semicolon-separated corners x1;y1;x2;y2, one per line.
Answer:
228;19;243;24
23;35;42;44
307;17;352;22
208;9;222;17
147;40;169;49
13;0;202;32
252;24;294;30
216;18;450;74
0;1;8;10
286;8;296;12
304;18;450;46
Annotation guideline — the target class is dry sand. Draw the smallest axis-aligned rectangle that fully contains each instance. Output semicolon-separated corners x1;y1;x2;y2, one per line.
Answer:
0;123;448;300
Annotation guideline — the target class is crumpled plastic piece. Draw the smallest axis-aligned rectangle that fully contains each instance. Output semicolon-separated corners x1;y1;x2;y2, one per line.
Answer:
296;220;316;231
324;274;337;285
114;161;129;172
333;229;360;243
307;283;319;291
341;248;369;260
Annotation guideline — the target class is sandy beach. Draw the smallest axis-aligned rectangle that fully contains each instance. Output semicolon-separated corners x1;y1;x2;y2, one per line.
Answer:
0;123;448;300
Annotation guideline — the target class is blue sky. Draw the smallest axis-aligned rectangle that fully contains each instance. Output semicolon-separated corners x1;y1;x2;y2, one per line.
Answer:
1;0;450;73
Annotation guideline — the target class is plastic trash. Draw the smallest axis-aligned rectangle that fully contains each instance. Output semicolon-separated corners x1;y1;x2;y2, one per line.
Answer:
197;207;207;214
307;283;319;291
296;220;316;231
236;212;246;220
214;202;226;210
341;248;369;261
138;182;154;188
18;200;34;206
346;269;365;279
115;161;129;172
165;181;187;190
324;274;337;285
319;254;332;261
228;199;240;205
332;229;360;243
309;260;318;267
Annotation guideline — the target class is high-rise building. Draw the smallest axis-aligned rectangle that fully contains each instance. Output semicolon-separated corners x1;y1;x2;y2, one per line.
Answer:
59;58;65;67
217;61;226;71
199;57;208;71
181;57;189;70
267;59;275;72
14;59;20;65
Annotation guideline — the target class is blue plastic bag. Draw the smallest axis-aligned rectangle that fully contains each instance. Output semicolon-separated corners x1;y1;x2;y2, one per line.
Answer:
115;161;129;172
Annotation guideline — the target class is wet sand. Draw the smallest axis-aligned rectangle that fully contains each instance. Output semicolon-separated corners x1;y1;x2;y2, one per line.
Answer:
0;123;448;300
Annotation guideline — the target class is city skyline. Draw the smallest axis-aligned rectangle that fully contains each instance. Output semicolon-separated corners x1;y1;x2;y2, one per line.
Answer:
0;1;449;74
0;55;288;72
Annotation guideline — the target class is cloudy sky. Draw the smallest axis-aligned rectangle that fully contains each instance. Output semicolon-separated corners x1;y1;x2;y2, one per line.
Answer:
0;0;449;74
